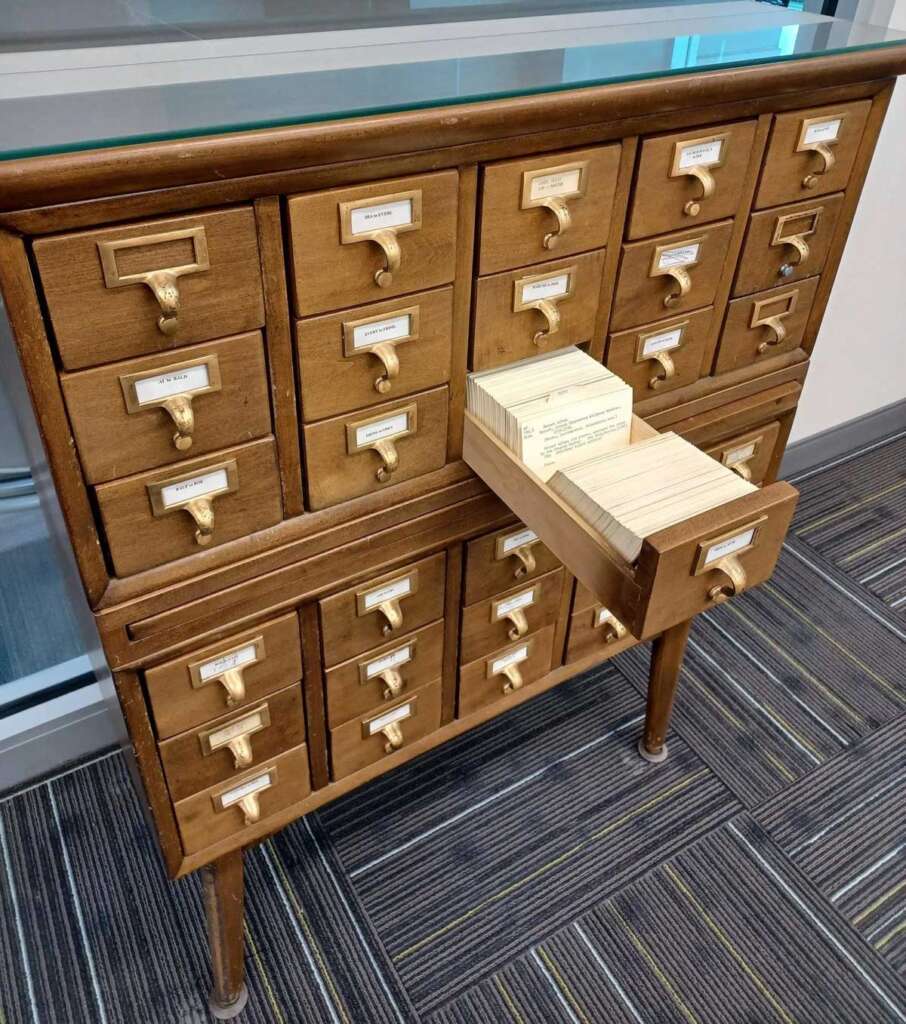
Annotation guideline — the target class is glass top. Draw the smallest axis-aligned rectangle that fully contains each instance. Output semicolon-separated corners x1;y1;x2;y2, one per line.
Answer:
1;1;904;161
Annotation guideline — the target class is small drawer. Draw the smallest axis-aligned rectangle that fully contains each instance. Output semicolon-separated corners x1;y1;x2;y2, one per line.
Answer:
606;307;714;401
458;625;556;717
296;286;453;421
716;277;819;374
173;743;311;855
145;613;302;739
302;385;449;510
733;194;842;297
472;249;606;370
324;619;445;728
611;220;733;331
565;602;636;664
478;144;621;274
95;437;282;577
61;331;271;484
288;171;458;317
330;680;443;781
704;421;783;486
628;120;758;239
459;567;565;665
33;208;265;371
319;551;446;667
159;682;305;803
463;523;561;605
756;100;871;210
463;411;798;641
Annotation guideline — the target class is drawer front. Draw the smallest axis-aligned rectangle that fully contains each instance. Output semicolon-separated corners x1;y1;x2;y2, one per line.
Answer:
34;208;265;371
459;567;565;665
458;625;556;717
62;331;271;484
478;144;621;274
174;743;311;855
330;680;443;780
324;620;445;728
733;194;843;297
463;411;798;641
303;385;449;510
704;421;783;486
565;603;636;664
628;120;758;239
716;276;819;374
463;523;561;605
756;100;871;209
319;551;446;667
159;682;305;803
95;437;283;577
288;171;458;316
296;286;453;422
611;220;733;331
606;307;713;402
472;249;606;370
145;613;303;739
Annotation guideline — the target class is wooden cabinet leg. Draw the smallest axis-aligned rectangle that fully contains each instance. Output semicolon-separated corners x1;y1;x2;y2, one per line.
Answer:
202;850;248;1020
639;618;693;763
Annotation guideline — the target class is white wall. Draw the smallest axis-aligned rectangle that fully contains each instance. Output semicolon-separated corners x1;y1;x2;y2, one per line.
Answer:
790;0;906;441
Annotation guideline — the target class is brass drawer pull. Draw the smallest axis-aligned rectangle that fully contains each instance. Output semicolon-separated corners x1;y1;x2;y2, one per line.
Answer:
797;115;843;189
636;322;686;390
772;209;821;278
188;635;265;709
720;435;764;482
147;459;238;547
212;765;277;827
495;528;541;581
356;570;419;636
593;606;627;644
363;697;418;754
514;268;575;346
491;584;539;641
670;134;728;217
487;639;533;696
346;403;417;484
707;554;747;603
521;161;589;250
97;226;210;336
381;720;404;753
199;704;270;771
339;190;423;289
750;291;799;354
694;518;766;604
651;239;701;308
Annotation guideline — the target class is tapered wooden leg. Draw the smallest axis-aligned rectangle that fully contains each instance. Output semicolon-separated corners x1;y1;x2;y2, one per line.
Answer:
639;618;693;763
202;850;248;1020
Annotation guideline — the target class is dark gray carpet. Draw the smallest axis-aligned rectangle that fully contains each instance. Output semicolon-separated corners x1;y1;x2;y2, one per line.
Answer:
1;431;905;1024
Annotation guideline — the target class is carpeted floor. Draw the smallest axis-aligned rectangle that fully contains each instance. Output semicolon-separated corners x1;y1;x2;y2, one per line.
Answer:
1;431;905;1024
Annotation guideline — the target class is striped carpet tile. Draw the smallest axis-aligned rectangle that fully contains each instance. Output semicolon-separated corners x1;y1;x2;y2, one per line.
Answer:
318;663;739;1015
790;431;906;617
612;544;905;806
757;716;906;979
429;815;906;1024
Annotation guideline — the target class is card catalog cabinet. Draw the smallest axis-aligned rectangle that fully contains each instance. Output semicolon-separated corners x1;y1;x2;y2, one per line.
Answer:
2;43;902;1020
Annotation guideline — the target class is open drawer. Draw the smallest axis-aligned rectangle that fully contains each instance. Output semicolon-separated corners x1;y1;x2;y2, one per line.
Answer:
463;411;797;641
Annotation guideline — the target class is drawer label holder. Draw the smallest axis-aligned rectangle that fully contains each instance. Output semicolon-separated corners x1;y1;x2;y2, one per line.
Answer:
487;639;533;695
650;239;703;309
212;764;277;826
720;436;763;481
513;267;576;346
359;639;417;700
491;584;540;640
694;516;767;603
520;159;589;250
199;703;271;770
342;305;420;395
188;635;266;708
495;527;541;579
356;569;420;636
119;353;222;452
635;321;687;390
771;209;822;278
593;605;628;644
797;114;845;189
363;696;419;754
670;132;729;217
750;290;799;352
339;189;423;288
146;458;239;547
346;403;417;483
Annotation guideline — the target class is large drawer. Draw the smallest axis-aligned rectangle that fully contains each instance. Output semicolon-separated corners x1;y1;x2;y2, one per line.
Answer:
145;612;303;739
463;411;798;641
61;331;271;484
95;437;283;576
33;207;265;370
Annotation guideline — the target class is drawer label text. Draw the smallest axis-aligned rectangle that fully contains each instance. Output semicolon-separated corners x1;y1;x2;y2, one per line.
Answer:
529;168;582;201
355;411;409;448
368;701;413;734
352;314;412;350
134;363;210;404
803;118;841;145
641;326;684;357
724;441;758;465
365;643;414;679
704;527;756;566
491;644;529;675
199;642;258;682
220;771;273;808
494;589;536;617
363;576;412;610
160;467;229;509
500;528;538;554
678;138;723;169
350;198;413;235
658;243;700;270
521;273;570;303
207;710;266;751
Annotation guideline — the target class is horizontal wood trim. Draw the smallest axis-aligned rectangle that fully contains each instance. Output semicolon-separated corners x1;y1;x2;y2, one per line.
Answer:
0;55;901;214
